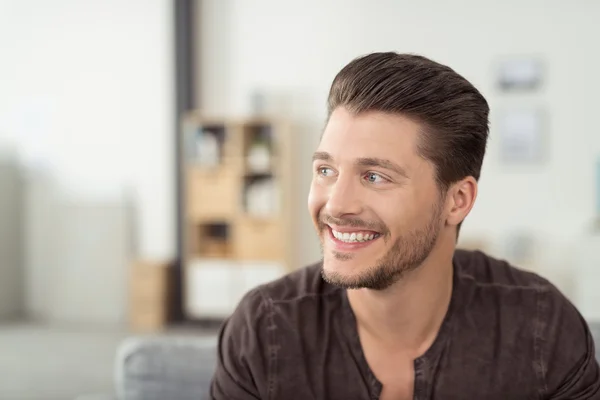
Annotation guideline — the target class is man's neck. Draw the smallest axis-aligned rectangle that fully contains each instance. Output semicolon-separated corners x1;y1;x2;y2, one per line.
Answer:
346;243;455;356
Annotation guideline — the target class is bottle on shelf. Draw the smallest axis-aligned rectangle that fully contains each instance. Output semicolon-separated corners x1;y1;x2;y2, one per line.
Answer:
195;129;220;167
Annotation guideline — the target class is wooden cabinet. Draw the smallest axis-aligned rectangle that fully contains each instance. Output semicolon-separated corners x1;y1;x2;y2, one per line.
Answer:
180;114;294;319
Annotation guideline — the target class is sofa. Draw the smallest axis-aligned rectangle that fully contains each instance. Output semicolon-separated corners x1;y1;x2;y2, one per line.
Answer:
79;323;600;400
114;335;217;400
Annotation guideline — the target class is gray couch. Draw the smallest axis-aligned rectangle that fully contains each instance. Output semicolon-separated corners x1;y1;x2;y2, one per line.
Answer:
114;335;217;400
83;323;600;400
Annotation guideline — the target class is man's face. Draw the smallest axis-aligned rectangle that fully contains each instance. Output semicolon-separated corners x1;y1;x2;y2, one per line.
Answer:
308;107;445;290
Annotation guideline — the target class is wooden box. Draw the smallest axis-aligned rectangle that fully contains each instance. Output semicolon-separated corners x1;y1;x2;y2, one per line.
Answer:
233;218;285;261
186;165;239;221
129;260;174;331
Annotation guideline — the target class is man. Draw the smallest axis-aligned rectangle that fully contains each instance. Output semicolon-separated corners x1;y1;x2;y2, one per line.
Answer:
210;52;600;399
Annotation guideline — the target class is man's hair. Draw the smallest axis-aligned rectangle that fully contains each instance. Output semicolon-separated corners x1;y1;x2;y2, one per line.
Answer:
327;52;490;191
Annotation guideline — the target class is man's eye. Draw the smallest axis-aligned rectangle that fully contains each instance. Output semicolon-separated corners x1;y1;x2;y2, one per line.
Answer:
318;167;334;176
364;172;385;183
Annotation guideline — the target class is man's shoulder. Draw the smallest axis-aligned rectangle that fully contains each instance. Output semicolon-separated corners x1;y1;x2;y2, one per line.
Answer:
454;248;552;291
232;260;337;316
254;260;339;303
453;249;577;337
454;249;599;396
258;262;333;301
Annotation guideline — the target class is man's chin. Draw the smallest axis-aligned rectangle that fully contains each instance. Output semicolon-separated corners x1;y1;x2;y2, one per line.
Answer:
321;259;365;288
321;256;403;291
320;267;352;289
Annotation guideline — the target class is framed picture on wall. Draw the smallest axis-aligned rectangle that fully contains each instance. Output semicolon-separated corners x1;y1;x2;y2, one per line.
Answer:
498;108;547;165
496;57;544;92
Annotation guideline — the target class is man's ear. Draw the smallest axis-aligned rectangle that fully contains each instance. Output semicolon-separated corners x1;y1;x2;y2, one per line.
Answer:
445;177;477;227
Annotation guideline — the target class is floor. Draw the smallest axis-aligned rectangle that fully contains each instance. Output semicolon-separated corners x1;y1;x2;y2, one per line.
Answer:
0;321;217;400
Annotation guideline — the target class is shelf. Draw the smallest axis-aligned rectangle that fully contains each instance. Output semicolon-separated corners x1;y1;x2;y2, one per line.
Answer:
180;114;293;319
188;222;232;259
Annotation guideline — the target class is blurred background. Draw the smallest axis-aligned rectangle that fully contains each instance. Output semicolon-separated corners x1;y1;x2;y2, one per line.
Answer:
1;0;599;399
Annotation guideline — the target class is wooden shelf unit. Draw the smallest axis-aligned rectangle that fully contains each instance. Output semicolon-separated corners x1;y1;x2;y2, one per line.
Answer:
180;113;294;319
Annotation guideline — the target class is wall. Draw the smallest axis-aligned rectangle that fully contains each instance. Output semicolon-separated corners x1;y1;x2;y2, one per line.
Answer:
0;0;175;324
0;151;24;320
196;0;600;299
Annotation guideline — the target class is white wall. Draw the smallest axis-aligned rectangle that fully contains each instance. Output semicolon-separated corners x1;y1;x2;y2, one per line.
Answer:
0;0;175;323
0;151;24;319
198;0;600;298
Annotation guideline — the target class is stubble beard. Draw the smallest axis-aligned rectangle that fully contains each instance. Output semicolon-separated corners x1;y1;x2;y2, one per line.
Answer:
319;204;442;291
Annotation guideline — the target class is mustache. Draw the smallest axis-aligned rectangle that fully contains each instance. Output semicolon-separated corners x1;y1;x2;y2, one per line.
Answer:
318;214;387;233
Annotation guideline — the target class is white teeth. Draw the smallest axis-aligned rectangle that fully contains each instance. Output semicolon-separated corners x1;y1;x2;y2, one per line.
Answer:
332;229;379;243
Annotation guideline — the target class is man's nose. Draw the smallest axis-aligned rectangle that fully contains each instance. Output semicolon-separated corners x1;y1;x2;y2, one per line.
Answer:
323;176;363;218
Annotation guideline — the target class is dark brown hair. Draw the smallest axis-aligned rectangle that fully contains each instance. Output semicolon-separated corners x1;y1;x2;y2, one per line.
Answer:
327;52;490;191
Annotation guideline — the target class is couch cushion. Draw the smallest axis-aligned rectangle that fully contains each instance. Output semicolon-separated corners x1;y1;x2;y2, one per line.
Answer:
590;322;600;361
115;335;217;400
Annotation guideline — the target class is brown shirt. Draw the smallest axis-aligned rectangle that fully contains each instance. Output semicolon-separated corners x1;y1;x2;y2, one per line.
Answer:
210;250;600;399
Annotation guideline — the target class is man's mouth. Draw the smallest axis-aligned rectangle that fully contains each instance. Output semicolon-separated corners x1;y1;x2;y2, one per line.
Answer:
330;228;381;243
318;216;385;251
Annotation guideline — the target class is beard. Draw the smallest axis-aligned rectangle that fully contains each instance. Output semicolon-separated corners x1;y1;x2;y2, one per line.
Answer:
319;202;442;291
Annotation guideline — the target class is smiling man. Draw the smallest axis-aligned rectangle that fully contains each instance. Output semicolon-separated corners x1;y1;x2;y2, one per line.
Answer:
210;53;600;399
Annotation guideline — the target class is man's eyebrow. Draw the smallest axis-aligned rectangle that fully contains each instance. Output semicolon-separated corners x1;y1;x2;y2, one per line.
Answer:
356;157;409;178
312;151;333;162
